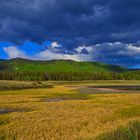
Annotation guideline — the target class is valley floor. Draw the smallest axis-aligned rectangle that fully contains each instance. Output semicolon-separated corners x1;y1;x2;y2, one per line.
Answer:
0;80;140;140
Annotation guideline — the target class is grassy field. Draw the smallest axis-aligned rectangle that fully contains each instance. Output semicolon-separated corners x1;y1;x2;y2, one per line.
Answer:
0;80;140;140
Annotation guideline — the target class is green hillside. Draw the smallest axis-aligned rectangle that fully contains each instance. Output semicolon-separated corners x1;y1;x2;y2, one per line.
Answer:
0;58;126;73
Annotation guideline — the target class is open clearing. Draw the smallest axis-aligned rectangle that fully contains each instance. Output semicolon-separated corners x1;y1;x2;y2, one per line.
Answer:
0;80;140;140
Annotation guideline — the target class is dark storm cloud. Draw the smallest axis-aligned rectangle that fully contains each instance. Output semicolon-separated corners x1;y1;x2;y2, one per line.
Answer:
91;42;140;67
1;0;140;67
0;0;140;45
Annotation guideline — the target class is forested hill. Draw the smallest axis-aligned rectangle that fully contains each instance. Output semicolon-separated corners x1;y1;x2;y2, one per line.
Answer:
0;58;126;73
2;58;140;81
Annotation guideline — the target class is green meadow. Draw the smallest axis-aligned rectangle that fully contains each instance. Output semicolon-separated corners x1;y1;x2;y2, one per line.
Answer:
0;80;140;140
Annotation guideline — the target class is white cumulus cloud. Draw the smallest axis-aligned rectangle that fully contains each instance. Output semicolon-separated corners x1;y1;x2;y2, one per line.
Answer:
50;42;60;48
3;46;27;59
35;49;92;61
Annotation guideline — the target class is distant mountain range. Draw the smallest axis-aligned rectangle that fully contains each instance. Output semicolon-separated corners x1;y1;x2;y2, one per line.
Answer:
0;59;5;61
0;58;127;73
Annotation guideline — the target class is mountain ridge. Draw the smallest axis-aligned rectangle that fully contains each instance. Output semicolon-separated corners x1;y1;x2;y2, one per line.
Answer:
0;58;127;73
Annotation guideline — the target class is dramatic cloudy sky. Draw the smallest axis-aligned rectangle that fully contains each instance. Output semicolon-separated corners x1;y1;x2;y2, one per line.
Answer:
0;0;140;68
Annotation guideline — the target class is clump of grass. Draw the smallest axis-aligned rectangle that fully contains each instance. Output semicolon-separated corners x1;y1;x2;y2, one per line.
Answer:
0;131;16;140
116;106;140;118
0;115;9;125
32;81;53;88
0;81;53;90
0;115;11;140
96;120;140;140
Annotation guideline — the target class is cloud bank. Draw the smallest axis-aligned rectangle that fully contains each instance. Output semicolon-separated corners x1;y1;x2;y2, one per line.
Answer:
3;42;140;68
0;0;140;46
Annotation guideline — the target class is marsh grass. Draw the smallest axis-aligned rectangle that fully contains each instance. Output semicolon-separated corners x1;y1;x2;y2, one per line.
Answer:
0;81;53;90
39;92;91;102
0;115;9;125
0;80;140;139
96;120;140;140
117;106;140;118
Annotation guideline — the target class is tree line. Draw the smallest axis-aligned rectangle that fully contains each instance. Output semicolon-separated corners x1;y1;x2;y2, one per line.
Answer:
0;71;140;81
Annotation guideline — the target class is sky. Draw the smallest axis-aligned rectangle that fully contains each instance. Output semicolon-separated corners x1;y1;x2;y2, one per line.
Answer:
0;0;140;68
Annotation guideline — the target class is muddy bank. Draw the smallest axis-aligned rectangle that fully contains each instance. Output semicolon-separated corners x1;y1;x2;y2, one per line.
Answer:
78;87;125;94
0;108;31;115
41;96;88;102
78;85;140;94
42;98;65;102
88;85;140;90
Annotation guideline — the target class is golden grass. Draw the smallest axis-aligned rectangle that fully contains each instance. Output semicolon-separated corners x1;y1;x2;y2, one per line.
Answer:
0;80;140;139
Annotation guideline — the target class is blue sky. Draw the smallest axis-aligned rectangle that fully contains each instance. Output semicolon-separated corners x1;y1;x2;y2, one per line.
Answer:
0;0;140;68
